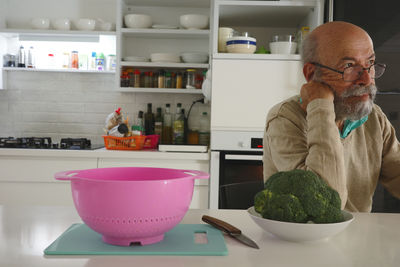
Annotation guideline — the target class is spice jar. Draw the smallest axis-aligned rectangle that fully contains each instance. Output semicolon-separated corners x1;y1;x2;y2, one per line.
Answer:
185;69;196;89
176;72;183;89
164;71;172;88
195;74;204;89
120;71;130;87
171;72;176;88
133;69;141;87
158;70;165;88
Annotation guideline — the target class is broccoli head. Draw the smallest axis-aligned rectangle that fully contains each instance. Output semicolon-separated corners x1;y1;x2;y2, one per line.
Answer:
254;169;344;223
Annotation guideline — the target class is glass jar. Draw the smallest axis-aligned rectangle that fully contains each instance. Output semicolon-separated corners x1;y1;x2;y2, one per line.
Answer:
176;72;183;89
185;69;196;89
70;51;79;69
120;72;130;87
158;70;165;88
133;69;141;87
164;71;172;88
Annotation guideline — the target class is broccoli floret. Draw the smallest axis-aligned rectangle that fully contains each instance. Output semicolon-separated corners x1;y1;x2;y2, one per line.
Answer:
254;169;344;223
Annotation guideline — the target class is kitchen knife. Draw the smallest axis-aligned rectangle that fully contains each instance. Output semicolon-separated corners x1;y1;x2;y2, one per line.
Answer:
202;215;259;249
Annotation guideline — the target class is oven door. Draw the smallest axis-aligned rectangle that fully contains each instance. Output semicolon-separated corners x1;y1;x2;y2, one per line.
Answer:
211;150;264;209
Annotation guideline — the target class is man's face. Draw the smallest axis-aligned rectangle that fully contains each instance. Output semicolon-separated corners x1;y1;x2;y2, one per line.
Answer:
317;32;376;121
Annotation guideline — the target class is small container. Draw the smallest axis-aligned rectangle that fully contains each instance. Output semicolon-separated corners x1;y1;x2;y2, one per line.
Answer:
47;53;56;69
158;70;165;88
71;51;79;69
144;72;152;88
185;69;196;89
107;54;116;71
176;72;183;89
96;52;105;71
188;129;199;144
79;54;88;70
133;69;141;87
195;74;203;89
62;52;70;68
120;71;130;87
164;71;172;88
171;72;176;88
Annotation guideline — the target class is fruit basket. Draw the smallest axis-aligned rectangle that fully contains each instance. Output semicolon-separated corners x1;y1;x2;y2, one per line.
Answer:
103;135;146;150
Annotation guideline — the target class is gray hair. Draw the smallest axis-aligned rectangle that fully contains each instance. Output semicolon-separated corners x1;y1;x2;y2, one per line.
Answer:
301;33;319;64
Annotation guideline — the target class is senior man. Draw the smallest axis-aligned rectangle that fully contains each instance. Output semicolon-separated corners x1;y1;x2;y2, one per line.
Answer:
263;21;400;212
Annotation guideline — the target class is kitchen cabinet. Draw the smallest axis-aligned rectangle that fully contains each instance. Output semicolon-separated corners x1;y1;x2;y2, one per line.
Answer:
115;0;211;93
0;149;210;209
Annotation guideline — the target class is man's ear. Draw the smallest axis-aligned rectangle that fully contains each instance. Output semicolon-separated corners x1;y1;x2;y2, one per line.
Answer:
303;62;316;82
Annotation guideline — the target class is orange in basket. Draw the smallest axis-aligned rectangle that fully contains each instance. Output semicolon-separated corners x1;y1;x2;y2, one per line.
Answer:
103;135;146;150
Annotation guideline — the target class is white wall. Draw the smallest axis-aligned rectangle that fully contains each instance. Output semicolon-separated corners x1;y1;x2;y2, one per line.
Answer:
0;71;209;144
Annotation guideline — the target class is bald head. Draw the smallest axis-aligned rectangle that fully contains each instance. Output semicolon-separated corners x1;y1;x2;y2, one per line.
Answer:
302;21;374;65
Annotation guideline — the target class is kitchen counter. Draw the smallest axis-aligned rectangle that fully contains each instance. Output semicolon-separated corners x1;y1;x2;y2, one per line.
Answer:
1;205;399;267
0;147;210;160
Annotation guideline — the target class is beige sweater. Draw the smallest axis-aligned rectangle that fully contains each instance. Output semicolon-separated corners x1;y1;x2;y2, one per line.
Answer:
263;95;400;212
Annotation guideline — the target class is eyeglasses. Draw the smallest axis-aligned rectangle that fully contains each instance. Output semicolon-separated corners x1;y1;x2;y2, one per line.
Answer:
311;62;386;82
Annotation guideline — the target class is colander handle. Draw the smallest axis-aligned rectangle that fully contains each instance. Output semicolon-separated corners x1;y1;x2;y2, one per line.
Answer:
181;170;209;179
54;170;81;181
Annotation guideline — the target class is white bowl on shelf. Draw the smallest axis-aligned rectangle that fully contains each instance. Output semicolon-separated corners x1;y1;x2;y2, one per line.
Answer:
247;206;354;242
124;14;152;29
181;52;208;63
75;19;96;31
150;53;181;63
52;18;71;30
30;18;50;30
226;36;257;54
179;14;208;29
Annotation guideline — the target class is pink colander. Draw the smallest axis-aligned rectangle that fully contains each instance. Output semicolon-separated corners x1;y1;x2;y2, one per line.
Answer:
55;167;209;246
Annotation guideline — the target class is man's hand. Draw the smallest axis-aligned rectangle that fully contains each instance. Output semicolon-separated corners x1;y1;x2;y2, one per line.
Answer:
300;80;335;111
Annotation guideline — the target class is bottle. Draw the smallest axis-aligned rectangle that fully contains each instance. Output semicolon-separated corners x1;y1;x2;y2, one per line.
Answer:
71;51;79;69
173;103;185;145
144;103;155;135
162;103;173;144
132;111;144;135
18;46;25;67
62;52;70;68
155;107;163;138
199;112;210;146
79;54;88;70
89;52;97;70
106;54;116;71
96;52;105;71
27;46;35;68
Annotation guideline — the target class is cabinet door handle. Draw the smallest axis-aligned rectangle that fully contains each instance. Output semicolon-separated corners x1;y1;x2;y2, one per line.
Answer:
225;155;262;161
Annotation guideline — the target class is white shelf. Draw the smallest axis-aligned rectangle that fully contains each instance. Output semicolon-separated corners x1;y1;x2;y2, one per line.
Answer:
120;61;209;68
121;28;209;39
0;28;116;38
213;53;302;61
2;67;115;74
217;1;317;27
117;87;203;94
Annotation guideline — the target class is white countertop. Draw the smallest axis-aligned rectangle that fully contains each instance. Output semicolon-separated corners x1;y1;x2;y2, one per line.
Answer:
0;148;210;160
1;205;399;267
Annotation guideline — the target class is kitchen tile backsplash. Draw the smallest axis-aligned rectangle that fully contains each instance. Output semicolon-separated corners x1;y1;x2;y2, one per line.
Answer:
0;71;209;145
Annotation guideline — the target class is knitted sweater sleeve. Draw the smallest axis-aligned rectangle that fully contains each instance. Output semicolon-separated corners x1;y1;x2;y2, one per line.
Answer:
264;99;348;209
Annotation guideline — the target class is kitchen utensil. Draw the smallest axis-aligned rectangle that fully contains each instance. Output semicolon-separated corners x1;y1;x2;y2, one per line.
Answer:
52;18;70;30
45;223;227;256
124;14;152;28
247;206;354;242
30;18;50;29
150;53;180;63
55;167;209;246
181;52;209;63
75;18;96;31
270;34;297;54
202;215;259;249
226;35;257;54
218;27;234;52
179;14;209;29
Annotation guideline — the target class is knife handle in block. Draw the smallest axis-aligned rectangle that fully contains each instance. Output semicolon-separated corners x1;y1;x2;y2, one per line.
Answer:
202;215;241;235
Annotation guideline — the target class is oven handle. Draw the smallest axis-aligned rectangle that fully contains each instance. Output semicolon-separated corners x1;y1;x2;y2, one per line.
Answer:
225;154;263;161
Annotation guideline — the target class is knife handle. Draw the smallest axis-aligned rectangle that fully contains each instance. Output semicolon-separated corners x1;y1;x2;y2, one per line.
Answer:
202;215;242;235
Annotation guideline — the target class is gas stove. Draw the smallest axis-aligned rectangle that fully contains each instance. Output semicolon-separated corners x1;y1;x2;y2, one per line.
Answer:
0;137;102;150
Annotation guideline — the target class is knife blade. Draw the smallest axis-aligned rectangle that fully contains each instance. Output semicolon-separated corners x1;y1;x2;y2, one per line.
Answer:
202;215;259;249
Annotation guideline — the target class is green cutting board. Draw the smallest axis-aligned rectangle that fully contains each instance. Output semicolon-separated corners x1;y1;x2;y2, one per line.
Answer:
44;223;228;256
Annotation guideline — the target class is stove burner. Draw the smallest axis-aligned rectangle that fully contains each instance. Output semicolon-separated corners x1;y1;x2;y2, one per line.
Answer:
0;137;92;150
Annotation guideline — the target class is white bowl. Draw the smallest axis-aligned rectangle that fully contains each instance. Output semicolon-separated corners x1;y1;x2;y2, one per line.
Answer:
226;36;257;54
179;14;208;29
52;18;71;30
124;14;152;29
181;52;208;63
269;41;297;54
248;206;354;242
150;53;180;63
99;21;114;31
31;18;50;29
75;19;96;31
